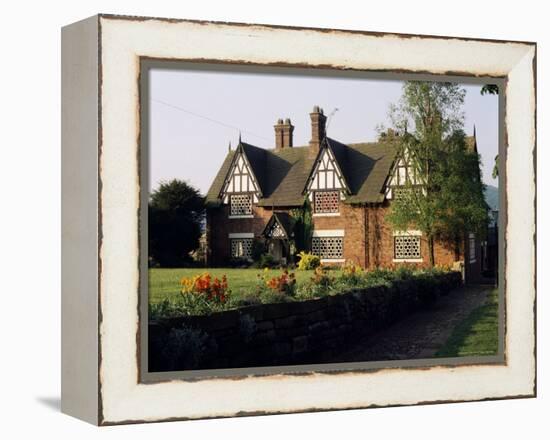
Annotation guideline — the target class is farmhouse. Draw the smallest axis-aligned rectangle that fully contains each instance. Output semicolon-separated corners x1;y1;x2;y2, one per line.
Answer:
205;106;490;283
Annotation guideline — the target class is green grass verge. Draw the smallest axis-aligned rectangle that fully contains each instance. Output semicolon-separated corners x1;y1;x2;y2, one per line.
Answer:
149;268;314;304
435;288;499;357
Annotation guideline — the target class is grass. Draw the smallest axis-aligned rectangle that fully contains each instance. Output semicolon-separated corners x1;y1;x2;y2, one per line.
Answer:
149;268;314;304
435;288;499;357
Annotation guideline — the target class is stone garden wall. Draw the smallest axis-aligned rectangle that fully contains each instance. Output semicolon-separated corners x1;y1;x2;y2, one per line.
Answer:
149;272;462;372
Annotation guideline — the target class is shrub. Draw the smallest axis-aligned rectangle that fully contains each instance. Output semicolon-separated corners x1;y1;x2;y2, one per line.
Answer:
228;257;251;268
230;294;262;308
149;298;187;320
297;251;321;270
251;238;266;262
259;289;295;304
311;266;334;287
259;253;277;269
296;266;335;299
339;261;365;286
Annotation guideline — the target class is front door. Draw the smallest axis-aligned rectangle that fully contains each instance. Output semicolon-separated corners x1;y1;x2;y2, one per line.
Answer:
268;240;283;262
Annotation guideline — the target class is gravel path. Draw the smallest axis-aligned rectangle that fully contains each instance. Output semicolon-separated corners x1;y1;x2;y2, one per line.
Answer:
331;285;493;362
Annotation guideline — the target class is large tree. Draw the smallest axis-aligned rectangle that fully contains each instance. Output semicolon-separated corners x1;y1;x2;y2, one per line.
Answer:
149;179;205;267
386;81;488;266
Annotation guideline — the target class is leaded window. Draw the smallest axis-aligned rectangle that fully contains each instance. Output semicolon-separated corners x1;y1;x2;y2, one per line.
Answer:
231;238;253;259
393;187;411;201
394;235;421;260
312;237;344;259
393;187;424;202
266;222;286;239
314;191;339;214
230;194;252;216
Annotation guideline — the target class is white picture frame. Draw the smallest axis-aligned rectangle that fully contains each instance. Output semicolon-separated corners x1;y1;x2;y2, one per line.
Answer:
61;14;536;425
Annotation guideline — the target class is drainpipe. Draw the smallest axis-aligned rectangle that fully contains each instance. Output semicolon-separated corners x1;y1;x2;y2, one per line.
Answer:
364;204;369;268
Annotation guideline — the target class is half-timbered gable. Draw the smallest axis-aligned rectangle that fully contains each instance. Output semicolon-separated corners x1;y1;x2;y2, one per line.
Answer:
305;143;349;194
219;143;262;217
304;142;351;215
385;147;425;200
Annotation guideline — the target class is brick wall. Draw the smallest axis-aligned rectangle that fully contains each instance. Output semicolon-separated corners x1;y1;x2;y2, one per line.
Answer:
312;203;367;265
207;204;273;266
365;203;459;269
207;200;463;270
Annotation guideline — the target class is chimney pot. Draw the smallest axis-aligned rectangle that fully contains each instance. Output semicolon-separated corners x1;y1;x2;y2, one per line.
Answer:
274;117;294;150
309;105;327;155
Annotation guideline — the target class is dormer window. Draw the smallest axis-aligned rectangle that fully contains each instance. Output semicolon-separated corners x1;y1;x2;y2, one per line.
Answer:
230;194;253;217
314;190;340;214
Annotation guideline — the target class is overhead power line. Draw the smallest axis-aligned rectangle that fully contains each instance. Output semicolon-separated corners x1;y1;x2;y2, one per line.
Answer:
152;98;271;142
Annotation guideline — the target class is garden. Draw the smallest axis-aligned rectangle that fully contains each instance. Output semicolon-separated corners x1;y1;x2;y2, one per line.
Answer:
148;256;463;371
149;252;458;320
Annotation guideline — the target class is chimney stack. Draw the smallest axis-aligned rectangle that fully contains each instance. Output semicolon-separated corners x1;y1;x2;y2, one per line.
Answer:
309;105;327;155
274;118;294;150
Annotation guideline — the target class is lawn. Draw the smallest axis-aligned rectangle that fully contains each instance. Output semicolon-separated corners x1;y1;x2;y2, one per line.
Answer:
435;288;499;357
149;268;314;304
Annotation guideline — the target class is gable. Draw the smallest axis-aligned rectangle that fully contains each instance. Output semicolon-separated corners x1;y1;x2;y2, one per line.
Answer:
388;148;420;186
385;147;425;199
220;147;262;204
264;219;287;239
305;146;349;196
262;212;293;239
206;140;398;208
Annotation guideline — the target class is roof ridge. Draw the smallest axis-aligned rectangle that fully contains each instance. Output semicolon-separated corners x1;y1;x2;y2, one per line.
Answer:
206;138;398;207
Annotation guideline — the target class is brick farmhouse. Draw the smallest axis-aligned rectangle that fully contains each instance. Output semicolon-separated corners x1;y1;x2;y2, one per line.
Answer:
205;106;491;283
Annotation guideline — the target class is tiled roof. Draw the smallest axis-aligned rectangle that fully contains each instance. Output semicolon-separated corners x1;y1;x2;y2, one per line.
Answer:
206;137;401;207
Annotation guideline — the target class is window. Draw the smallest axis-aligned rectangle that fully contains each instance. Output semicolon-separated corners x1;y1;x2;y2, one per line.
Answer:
312;236;344;260
314;191;339;214
469;233;476;263
231;238;253;259
394;234;421;261
393;187;424;201
230;194;252;216
393;187;412;201
266;222;286;239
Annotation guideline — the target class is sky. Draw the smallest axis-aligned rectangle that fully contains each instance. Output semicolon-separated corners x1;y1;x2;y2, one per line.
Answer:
148;66;499;195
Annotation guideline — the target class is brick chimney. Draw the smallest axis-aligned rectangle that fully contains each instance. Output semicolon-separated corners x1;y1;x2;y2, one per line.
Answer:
274;118;294;150
309;105;327;155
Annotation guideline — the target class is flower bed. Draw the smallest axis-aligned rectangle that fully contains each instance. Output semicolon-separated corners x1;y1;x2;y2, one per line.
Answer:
149;264;457;319
149;268;462;371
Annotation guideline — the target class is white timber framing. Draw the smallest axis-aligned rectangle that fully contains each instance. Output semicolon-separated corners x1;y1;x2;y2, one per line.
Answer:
220;143;261;205
385;146;425;200
305;143;349;202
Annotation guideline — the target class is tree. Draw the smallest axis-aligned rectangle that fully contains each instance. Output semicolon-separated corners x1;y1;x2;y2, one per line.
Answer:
149;179;205;267
479;84;500;179
481;84;499;95
386;81;487;266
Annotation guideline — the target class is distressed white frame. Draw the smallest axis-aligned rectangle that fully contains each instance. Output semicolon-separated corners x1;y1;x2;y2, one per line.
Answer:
62;14;536;425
